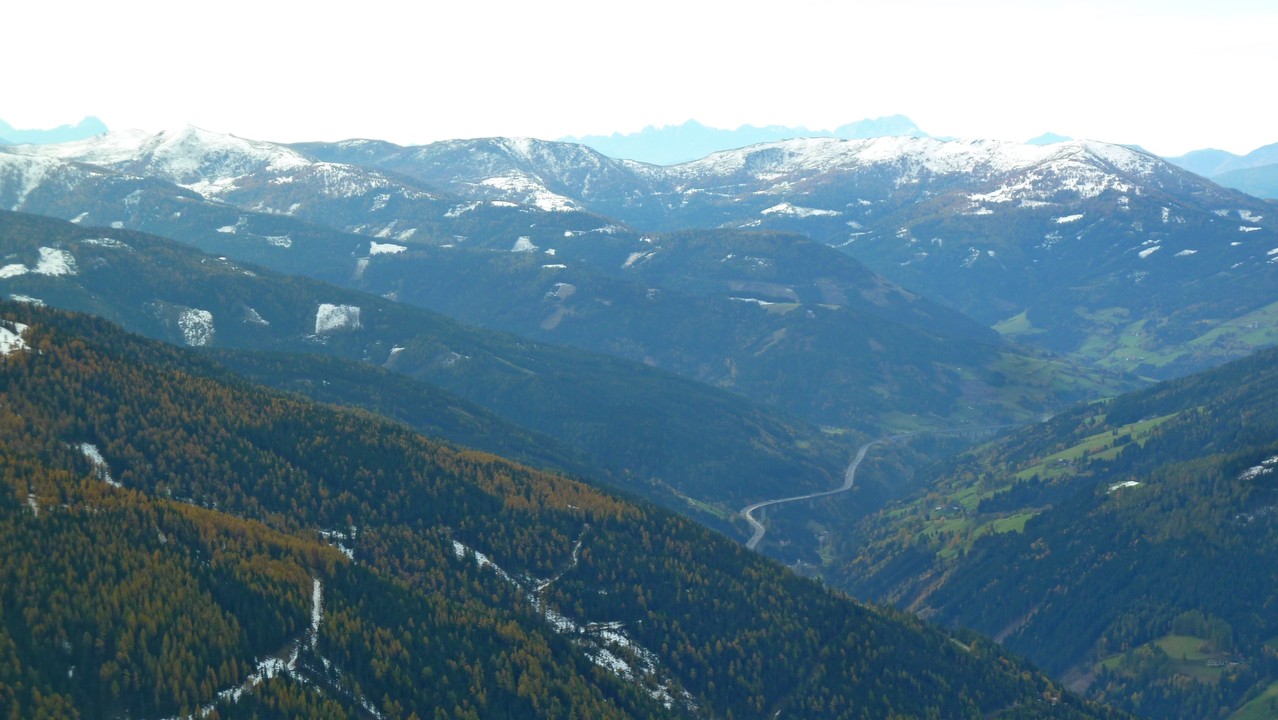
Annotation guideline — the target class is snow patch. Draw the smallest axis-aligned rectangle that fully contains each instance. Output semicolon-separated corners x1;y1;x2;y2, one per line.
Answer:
761;202;842;218
79;443;120;488
243;307;269;326
34;247;77;276
8;295;43;306
0;247;78;278
0;320;29;357
1240;226;1261;233
1138;246;1161;259
623;251;655;268
511;236;538;253
1240;210;1264;223
1239;456;1278;481
264;235;292;248
81;237;131;250
444;201;481;218
315;304;361;334
1175;249;1198;257
1107;480;1142;493
480;173;578;212
545;282;576;300
448;533;696;711
178;309;215;347
369;241;407;255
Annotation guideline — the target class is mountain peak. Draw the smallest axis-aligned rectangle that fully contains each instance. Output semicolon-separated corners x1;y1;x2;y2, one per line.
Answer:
0;116;108;145
1026;131;1073;145
8;126;312;188
563;115;928;165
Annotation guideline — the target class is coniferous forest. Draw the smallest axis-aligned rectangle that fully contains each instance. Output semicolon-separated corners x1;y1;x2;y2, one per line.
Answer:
0;302;1124;719
2;111;1277;720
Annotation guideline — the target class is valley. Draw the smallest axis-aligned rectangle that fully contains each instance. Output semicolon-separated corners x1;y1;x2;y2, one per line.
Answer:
2;120;1277;718
743;436;886;550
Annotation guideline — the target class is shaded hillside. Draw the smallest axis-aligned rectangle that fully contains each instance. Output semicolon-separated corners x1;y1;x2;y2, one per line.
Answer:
0;301;1126;719
0;210;852;519
1;132;1132;432
348;227;1130;430
837;345;1278;718
305;134;1278;379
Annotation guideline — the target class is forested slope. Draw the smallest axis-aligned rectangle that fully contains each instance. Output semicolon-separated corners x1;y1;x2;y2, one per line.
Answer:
0;210;853;518
839;345;1278;718
0;302;1124;719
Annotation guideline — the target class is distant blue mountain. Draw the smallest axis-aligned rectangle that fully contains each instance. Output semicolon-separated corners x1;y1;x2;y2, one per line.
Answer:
1026;132;1072;145
0;116;108;144
562;115;926;165
1165;142;1278;199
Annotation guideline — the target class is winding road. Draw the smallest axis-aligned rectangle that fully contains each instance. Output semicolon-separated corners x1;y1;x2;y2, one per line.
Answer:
741;423;1022;550
742;438;885;550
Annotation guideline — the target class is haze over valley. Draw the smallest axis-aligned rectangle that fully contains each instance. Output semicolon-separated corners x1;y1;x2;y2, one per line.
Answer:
2;2;1276;716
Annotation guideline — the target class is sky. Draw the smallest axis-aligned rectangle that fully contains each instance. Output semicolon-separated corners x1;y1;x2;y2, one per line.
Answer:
3;0;1274;156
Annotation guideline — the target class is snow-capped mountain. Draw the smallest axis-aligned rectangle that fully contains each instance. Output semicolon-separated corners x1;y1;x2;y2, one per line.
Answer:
0;129;1130;433
304;133;1278;378
7;126;1278;380
295;135;668;220
3;127;620;250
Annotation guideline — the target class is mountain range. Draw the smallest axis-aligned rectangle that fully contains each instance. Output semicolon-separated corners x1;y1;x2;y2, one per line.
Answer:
1165;143;1278;199
4;118;1278;718
0;115;108;145
560;115;928;165
0;127;1130;434
292;132;1278;379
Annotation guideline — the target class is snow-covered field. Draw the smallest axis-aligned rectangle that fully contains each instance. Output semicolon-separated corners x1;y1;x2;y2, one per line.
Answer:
315;303;361;334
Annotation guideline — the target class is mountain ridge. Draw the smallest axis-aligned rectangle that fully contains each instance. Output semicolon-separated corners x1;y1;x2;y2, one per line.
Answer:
560;115;927;165
0;115;108;145
0;298;1129;719
310;131;1277;378
0;133;1131;434
1164;141;1278;199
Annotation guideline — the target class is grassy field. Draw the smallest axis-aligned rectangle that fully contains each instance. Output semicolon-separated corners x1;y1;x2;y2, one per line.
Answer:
1230;679;1278;720
1014;411;1181;480
1157;634;1214;661
1069;300;1278;376
1096;633;1232;686
992;309;1042;337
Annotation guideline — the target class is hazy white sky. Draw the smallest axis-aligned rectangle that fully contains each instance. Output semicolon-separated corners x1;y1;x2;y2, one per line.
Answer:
4;0;1273;155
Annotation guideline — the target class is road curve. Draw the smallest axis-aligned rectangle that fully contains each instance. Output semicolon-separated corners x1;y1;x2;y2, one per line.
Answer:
742;438;883;551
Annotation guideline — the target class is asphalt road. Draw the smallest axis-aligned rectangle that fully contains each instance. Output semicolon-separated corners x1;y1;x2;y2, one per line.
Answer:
742;438;882;550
